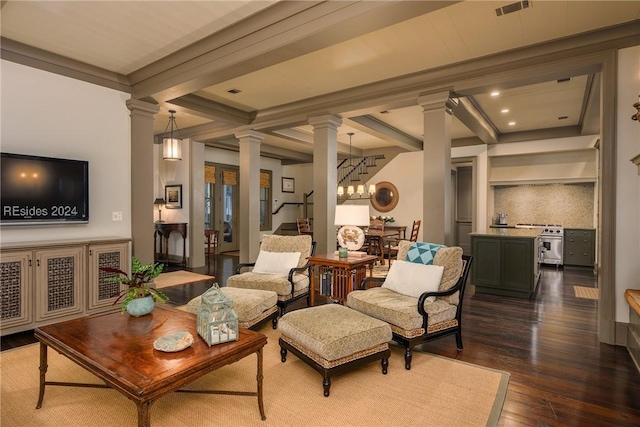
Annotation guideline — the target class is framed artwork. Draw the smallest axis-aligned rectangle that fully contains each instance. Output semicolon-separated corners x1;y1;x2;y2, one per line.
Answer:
165;184;182;209
282;177;295;193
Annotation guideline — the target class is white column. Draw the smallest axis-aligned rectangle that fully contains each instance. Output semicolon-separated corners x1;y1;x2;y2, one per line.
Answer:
418;92;455;245
309;114;343;255
126;99;160;264
236;130;265;263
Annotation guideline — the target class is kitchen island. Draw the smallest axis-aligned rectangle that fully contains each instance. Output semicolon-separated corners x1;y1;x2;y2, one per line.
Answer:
470;228;542;299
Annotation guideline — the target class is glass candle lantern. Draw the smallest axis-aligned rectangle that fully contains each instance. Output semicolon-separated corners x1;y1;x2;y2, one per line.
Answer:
196;284;239;346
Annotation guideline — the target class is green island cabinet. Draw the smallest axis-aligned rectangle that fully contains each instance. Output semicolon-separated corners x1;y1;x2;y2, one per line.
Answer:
470;229;541;299
563;228;596;267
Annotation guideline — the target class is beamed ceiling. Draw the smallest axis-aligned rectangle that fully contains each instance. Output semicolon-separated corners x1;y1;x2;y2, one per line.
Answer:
1;1;639;163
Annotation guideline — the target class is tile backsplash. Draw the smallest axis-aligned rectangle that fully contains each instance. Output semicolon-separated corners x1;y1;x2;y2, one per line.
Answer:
494;183;595;228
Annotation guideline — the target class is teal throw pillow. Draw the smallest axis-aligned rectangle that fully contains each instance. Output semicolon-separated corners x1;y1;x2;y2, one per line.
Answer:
405;242;445;265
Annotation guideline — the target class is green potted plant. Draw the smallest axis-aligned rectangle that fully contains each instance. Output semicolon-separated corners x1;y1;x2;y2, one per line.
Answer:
100;257;169;316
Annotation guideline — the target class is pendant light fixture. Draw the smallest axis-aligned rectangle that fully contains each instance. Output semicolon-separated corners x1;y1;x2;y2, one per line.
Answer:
337;132;376;198
162;110;182;161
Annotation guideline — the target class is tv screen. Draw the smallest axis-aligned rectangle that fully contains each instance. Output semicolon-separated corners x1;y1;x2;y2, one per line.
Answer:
1;153;89;225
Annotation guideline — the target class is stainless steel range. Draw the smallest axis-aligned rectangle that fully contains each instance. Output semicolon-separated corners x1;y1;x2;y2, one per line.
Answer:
515;223;564;266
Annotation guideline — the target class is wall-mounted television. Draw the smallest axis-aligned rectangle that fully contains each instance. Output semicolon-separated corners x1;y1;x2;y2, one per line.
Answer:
1;153;89;226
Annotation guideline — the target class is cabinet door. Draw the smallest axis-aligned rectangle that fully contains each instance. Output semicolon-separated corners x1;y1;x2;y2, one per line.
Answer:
471;237;501;288
501;239;533;291
0;251;33;330
34;246;85;323
87;242;129;313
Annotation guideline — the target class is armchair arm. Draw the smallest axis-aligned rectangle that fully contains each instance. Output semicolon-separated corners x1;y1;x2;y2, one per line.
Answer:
358;277;385;290
235;262;256;274
286;241;317;283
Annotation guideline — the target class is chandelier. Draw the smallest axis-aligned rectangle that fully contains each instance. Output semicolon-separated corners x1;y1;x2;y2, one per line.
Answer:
162;110;182;161
337;133;376;198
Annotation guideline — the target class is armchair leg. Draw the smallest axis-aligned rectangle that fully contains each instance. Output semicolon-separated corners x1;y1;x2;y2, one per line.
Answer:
381;357;389;374
272;316;278;330
456;331;463;350
404;347;412;370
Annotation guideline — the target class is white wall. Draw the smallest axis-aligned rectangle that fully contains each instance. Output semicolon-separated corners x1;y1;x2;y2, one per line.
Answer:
615;45;640;322
0;60;131;244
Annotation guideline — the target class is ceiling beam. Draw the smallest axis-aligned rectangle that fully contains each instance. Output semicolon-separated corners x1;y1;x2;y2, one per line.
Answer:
346;115;422;151
206;138;313;164
167;94;252;125
498;126;583;144
452;97;498;145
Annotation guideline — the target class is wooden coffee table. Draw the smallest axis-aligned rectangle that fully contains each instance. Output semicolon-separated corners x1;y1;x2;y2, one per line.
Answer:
34;305;267;427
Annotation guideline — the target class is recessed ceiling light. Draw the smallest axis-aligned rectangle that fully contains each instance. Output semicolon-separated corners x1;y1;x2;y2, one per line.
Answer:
501;108;510;113
227;88;242;94
490;91;500;97
508;121;516;126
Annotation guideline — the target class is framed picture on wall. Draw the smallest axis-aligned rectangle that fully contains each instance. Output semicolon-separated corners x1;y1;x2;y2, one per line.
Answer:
165;184;182;209
282;177;295;193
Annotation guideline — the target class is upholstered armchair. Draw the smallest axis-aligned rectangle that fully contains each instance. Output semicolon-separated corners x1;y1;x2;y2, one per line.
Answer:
227;234;316;317
347;240;472;370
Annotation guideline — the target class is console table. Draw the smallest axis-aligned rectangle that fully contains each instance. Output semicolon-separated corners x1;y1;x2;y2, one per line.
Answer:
308;253;378;306
154;222;187;268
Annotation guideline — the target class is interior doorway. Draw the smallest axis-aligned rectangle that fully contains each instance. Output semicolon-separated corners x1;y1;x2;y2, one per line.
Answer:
205;163;239;253
453;163;473;254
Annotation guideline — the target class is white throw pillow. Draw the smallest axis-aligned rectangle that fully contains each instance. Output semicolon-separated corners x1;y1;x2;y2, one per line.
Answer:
252;251;301;275
382;260;445;301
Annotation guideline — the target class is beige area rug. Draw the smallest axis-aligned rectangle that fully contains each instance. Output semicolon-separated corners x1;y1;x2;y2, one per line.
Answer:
153;271;214;289
0;327;508;427
574;285;599;300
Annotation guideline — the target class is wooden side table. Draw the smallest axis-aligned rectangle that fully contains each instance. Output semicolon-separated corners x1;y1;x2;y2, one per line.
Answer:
154;222;188;268
308;254;379;306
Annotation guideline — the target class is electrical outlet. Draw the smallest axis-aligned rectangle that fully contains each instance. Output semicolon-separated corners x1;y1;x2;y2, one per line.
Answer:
112;211;123;221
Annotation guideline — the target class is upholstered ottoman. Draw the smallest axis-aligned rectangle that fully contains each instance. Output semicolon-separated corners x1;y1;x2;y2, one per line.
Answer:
278;304;392;396
186;286;279;330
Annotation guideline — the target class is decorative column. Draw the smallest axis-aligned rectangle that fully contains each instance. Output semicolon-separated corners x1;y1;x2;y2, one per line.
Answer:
418;92;456;246
236;130;265;263
189;139;206;268
126;99;160;264
309;114;342;255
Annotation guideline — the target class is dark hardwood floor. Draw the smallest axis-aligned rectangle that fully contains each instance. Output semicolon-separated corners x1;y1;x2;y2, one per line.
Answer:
2;254;639;426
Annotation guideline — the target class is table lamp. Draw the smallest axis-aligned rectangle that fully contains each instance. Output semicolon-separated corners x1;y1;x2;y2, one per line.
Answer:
334;205;370;257
154;198;166;223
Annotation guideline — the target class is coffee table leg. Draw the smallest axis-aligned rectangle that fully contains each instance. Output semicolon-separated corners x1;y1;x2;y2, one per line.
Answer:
36;342;48;409
136;402;151;427
257;348;266;420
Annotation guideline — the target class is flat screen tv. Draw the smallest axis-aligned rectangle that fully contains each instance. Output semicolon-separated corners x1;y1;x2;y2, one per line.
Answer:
1;153;89;226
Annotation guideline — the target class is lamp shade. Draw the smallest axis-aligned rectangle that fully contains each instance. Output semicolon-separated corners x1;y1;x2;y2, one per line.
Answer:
153;198;166;206
334;205;370;226
163;137;182;161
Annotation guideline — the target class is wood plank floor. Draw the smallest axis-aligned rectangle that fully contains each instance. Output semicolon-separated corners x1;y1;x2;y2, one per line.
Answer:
2;254;639;426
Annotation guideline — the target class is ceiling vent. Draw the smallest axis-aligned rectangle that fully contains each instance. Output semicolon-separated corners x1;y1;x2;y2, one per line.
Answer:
495;0;531;16
557;77;572;83
227;88;242;94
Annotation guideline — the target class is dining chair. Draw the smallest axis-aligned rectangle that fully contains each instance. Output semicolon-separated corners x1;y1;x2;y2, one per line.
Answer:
385;220;421;265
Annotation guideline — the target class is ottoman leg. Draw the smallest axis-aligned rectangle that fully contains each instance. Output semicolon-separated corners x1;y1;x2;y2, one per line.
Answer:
323;375;331;397
280;347;288;363
381;357;389;374
404;347;412;370
272;316;278;329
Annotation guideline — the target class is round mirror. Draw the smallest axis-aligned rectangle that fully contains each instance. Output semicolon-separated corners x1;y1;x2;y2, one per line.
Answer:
370;181;399;213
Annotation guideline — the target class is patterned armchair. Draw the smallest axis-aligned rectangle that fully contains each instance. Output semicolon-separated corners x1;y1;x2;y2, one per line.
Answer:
347;240;472;370
227;234;315;317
